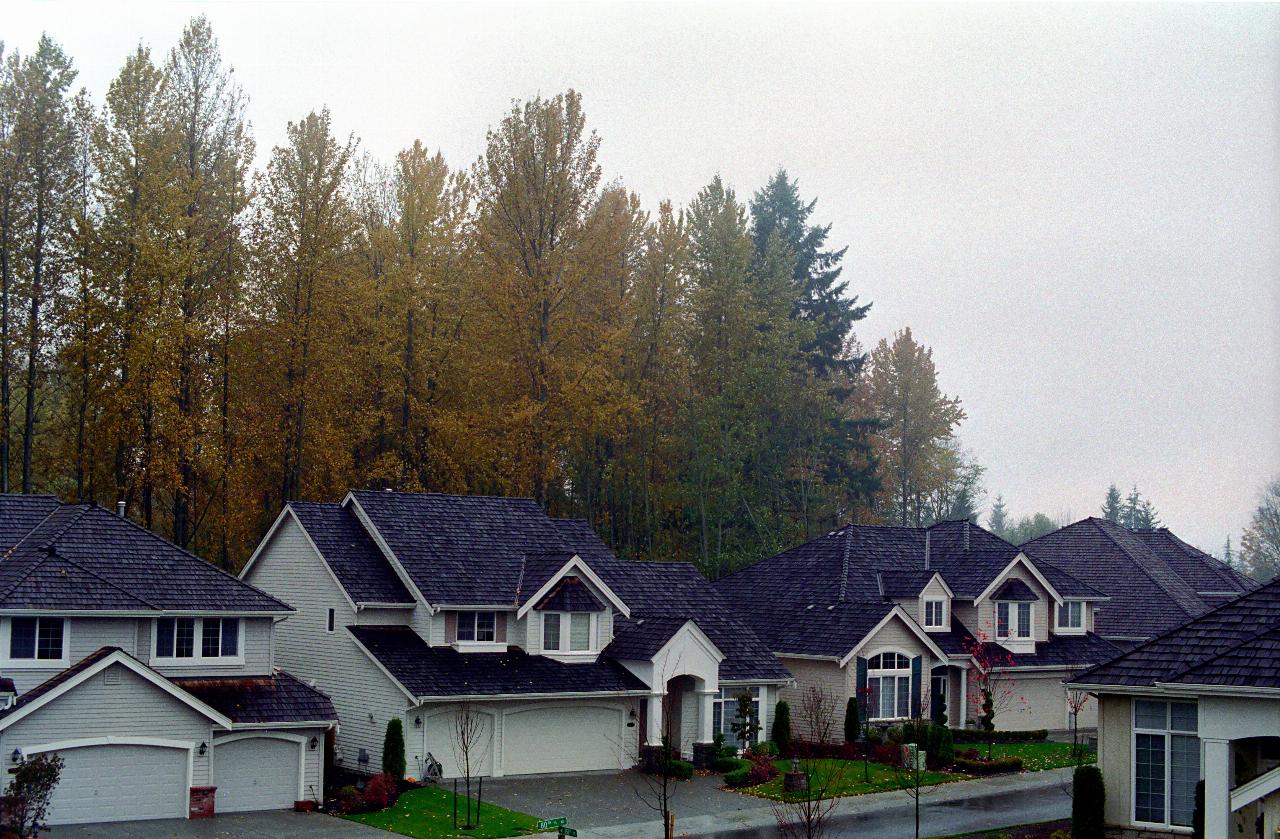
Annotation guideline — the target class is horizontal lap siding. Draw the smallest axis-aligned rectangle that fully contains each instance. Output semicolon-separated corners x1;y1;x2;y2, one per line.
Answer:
242;516;411;774
778;657;848;741
0;663;213;784
5;618;140;693
142;618;273;679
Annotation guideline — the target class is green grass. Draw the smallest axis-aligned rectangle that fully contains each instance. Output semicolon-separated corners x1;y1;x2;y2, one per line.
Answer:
738;758;958;801
975;741;1095;771
344;785;544;839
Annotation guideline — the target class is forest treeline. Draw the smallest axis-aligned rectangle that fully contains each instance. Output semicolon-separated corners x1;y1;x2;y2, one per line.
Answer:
0;20;984;574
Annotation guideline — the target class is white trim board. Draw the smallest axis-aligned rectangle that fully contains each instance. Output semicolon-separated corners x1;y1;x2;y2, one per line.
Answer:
973;552;1064;606
515;555;631;620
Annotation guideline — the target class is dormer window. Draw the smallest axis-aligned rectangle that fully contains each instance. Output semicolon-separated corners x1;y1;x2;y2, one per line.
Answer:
1057;601;1084;631
542;612;595;654
924;600;945;629
996;602;1031;639
457;611;496;643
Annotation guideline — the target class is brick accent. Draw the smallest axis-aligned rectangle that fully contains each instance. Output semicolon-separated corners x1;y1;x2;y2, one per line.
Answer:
189;786;216;819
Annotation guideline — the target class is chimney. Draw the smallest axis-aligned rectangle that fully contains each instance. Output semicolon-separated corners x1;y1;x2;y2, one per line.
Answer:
924;531;931;570
116;500;126;518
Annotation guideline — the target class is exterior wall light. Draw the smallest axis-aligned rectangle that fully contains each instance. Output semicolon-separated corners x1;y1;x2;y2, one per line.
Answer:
309;737;319;751
10;749;20;764
198;742;208;756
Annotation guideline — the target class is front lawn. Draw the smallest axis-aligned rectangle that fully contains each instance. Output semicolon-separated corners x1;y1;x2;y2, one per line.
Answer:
979;741;1094;772
740;758;957;801
344;785;544;839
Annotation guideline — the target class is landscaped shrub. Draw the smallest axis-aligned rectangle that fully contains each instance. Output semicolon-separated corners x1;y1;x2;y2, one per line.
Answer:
362;773;399;811
745;752;779;785
2;752;63;838
952;755;1023;775
844;697;860;743
950;728;1048;743
335;785;364;814
771;701;792;757
724;767;752;788
931;726;955;768
1072;765;1105;839
381;719;406;780
871;743;901;766
662;759;694;780
714;756;750;774
886;725;904;744
750;740;779;758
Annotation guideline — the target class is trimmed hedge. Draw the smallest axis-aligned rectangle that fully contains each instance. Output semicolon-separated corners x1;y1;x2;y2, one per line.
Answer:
952;755;1024;774
662;758;694;780
724;767;752;788
1072;765;1106;839
950;728;1048;743
713;756;750;774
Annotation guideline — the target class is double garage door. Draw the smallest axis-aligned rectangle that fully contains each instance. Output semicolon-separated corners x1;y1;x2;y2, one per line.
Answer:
40;737;300;825
423;703;625;777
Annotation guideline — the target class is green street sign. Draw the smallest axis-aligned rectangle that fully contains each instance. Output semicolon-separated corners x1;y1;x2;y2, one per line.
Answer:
559;829;578;838
536;817;567;830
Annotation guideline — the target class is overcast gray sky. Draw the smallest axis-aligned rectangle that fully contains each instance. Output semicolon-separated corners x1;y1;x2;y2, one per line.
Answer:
8;1;1279;553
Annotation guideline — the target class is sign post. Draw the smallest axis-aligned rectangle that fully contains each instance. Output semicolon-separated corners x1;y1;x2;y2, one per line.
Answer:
534;817;575;837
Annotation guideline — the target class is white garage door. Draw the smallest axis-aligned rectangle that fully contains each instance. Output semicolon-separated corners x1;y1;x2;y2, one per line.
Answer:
44;744;188;825
502;705;622;775
424;709;494;779
214;737;300;812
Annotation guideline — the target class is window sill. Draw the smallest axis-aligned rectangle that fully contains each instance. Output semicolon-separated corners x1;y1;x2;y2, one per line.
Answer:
922;624;947;632
452;641;506;653
151;656;246;667
542;651;597;662
0;659;69;670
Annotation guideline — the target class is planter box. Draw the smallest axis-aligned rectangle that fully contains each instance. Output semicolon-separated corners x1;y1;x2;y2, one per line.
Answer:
189;786;216;819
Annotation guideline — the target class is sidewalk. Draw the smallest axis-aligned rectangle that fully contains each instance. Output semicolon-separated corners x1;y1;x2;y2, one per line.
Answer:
575;767;1074;839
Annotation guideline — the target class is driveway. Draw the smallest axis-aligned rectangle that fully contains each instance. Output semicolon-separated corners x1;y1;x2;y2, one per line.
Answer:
42;810;395;839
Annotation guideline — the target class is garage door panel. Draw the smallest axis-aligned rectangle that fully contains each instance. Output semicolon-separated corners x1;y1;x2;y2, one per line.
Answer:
502;705;622;775
214;737;300;812
46;745;188;825
424;710;494;779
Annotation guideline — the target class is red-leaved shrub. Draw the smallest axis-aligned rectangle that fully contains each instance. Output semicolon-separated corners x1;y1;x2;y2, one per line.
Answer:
745;752;779;785
361;773;399;811
872;743;901;766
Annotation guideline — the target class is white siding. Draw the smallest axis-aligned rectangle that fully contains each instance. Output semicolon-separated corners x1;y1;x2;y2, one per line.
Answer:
137;617;274;678
4;618;139;693
212;727;326;809
0;662;214;785
242;515;412;774
777;657;848;741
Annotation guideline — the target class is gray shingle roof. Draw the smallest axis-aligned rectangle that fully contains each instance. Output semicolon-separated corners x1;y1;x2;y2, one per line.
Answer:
0;495;61;552
1071;579;1280;690
0;502;290;613
993;579;1038;602
989;633;1122;668
1023;518;1254;640
603;616;689;660
172;671;337;724
349;625;648;697
287;502;413;605
534;577;603;612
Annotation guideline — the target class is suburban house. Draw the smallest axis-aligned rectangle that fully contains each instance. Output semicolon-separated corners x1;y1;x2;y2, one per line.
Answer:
0;495;337;825
1069;577;1280;838
1022;517;1257;649
240;490;790;779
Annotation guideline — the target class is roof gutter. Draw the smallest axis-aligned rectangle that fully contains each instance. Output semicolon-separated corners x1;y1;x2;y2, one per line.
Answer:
413;689;652;703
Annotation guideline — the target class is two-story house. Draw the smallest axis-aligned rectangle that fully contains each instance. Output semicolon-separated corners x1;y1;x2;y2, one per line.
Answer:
241;490;790;779
0;496;336;825
716;518;1255;737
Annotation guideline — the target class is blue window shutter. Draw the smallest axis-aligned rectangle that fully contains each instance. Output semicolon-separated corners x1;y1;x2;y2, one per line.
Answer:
910;656;923;716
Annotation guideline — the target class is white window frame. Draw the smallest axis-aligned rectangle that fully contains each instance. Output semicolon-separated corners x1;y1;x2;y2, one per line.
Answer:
539;611;597;656
1056;600;1085;633
326;608;335;634
995;602;1033;640
866;651;912;721
0;617;70;669
713;686;762;743
923;599;946;629
151;617;244;667
456;611;497;643
1131;699;1199;829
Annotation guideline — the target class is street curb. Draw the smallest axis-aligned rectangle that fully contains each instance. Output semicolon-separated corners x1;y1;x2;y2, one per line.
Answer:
574;767;1074;839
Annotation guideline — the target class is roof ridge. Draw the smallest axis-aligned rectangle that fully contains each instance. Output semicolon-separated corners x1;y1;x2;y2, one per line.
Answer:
43;549;163;610
33;504;94;552
0;552;52;603
1090;518;1204;615
3;501;70;560
838;525;853;603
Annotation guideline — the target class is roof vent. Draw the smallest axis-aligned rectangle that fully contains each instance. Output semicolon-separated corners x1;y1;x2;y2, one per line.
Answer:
805;604;815;610
924;531;931;570
116;500;126;518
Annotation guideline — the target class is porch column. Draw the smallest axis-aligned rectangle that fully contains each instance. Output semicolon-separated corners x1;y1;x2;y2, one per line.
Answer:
696;689;716;743
646;692;665;745
1203;737;1231;839
959;667;968;728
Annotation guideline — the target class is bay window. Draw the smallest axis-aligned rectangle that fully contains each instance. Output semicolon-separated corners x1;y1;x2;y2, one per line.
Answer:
866;652;911;720
457;611;496;643
1133;699;1198;827
154;617;240;663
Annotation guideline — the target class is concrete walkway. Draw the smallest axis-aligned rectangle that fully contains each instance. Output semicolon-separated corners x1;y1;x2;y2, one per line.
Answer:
535;767;1075;839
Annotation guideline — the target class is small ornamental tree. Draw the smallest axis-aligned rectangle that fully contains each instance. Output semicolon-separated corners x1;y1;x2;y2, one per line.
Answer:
730;692;761;752
772;701;792;757
843;697;859;744
4;752;64;838
962;627;1024;759
382;718;406;780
